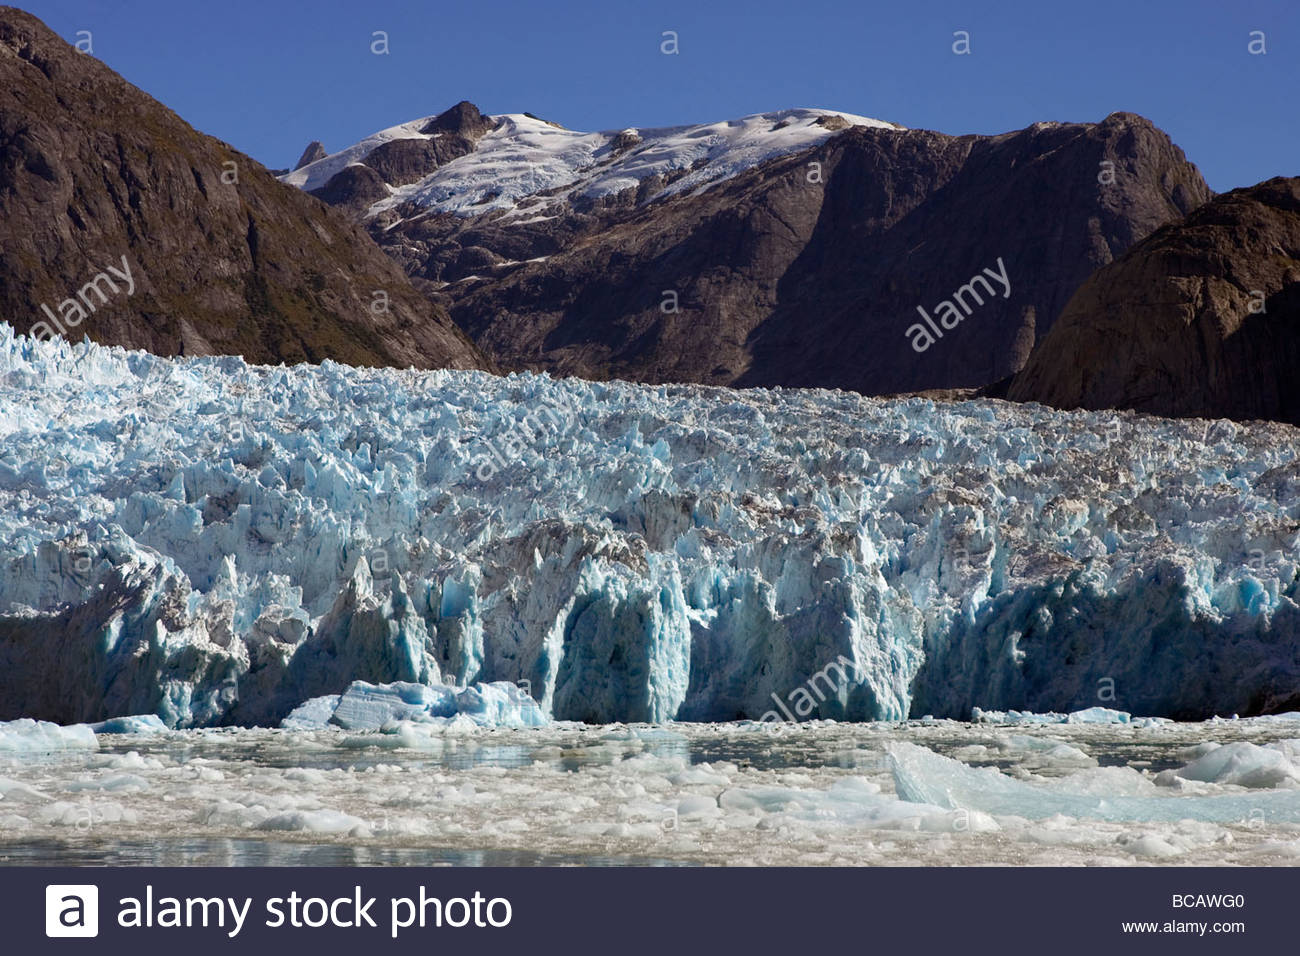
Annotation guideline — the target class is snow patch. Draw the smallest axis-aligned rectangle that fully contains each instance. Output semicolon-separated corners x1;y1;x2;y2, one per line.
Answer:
286;108;898;218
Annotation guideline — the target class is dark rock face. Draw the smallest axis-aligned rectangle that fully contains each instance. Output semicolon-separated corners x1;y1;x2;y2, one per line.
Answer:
611;130;642;153
0;8;487;370
360;112;1207;392
420;100;497;138
361;135;479;186
360;139;442;187
307;101;494;213
308;163;389;214
1009;177;1300;424
294;140;326;170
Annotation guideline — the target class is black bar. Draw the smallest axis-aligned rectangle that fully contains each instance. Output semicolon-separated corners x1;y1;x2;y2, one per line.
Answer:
10;867;1284;954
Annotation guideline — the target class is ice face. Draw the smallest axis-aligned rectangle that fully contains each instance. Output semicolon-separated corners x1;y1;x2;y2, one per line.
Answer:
2;324;1300;727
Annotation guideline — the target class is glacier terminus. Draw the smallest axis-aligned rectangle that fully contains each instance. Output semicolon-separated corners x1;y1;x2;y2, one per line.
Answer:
1;324;1299;730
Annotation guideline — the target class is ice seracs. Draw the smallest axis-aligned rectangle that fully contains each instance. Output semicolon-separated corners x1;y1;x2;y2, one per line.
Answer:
1;323;1300;727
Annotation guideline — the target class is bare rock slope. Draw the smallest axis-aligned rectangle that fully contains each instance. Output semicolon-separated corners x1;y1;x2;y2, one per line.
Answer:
294;103;1210;393
0;8;486;370
1010;177;1300;424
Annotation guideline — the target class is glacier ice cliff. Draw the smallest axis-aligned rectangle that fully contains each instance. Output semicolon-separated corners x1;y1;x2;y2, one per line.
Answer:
1;323;1299;727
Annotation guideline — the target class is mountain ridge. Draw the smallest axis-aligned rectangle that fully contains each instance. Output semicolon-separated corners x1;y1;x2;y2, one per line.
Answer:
292;101;1209;394
0;7;489;371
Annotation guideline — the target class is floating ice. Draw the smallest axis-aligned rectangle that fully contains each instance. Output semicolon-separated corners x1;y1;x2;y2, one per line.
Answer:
279;695;342;731
1155;741;1300;789
88;715;169;735
950;734;1098;770
0;719;97;753
1;719;1299;865
1066;707;1135;724
285;680;546;731
255;809;371;836
972;707;1173;727
889;742;1300;823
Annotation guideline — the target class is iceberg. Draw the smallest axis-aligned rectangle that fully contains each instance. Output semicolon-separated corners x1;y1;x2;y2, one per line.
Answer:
1155;741;1300;789
88;715;169;735
2;324;1300;727
0;719;98;752
279;695;343;730
889;742;1300;823
283;680;547;730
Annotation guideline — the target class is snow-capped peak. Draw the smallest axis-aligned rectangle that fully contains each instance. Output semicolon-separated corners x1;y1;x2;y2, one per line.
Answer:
282;107;901;218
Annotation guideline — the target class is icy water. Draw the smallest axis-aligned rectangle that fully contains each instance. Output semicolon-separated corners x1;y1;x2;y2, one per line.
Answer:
4;719;1300;866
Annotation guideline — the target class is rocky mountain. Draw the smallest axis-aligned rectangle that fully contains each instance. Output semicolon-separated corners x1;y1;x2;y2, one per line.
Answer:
0;8;486;370
1009;177;1300;424
289;102;1210;393
294;140;326;171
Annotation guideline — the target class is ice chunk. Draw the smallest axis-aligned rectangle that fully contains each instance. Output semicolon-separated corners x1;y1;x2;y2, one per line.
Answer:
88;715;169;735
889;742;1300;823
972;708;1172;728
1065;707;1132;724
255;809;371;836
0;719;98;752
951;735;1097;770
279;695;341;730
718;775;960;831
0;777;52;803
1155;741;1300;789
286;680;547;732
1115;832;1188;858
64;773;149;792
451;682;548;728
328;681;459;729
972;708;1068;725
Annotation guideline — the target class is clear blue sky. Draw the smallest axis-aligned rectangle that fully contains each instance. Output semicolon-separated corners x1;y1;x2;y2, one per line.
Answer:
18;0;1297;191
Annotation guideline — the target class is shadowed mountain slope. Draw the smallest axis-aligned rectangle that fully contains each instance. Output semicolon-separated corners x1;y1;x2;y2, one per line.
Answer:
1010;176;1300;424
294;103;1210;392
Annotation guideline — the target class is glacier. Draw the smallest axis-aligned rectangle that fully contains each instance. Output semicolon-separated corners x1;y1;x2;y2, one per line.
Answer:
2;323;1300;728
